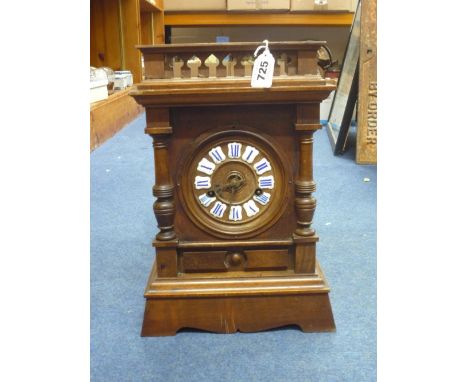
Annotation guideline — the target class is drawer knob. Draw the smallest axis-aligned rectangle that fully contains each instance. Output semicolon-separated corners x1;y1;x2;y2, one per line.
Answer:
230;253;242;265
225;252;246;268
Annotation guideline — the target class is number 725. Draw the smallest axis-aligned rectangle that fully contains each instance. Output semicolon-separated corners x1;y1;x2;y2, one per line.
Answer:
256;61;269;80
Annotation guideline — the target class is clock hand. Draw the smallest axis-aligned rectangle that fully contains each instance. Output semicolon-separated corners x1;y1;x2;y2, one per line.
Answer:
227;178;245;192
214;178;246;195
214;184;223;194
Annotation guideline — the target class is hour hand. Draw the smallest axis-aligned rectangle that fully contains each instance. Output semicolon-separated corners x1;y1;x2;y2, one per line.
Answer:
231;178;245;190
213;183;224;194
214;179;246;194
213;183;231;194
227;178;245;193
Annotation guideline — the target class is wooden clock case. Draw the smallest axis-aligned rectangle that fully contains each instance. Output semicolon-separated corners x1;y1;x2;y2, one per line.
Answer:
130;42;336;336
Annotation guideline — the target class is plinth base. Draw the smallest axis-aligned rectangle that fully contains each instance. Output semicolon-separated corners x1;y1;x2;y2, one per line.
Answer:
141;261;335;336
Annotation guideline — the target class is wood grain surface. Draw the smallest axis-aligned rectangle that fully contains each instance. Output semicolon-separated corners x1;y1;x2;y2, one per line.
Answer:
90;89;143;151
356;0;377;164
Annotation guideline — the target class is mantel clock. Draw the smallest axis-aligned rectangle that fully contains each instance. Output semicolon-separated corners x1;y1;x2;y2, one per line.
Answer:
130;41;336;336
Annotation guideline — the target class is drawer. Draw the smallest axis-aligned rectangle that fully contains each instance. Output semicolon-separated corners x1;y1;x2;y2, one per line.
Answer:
243;249;290;271
182;251;227;273
181;248;290;273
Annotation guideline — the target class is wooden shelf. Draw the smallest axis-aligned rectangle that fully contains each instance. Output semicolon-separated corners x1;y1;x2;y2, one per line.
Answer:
90;88;144;151
91;0;165;82
164;12;354;27
140;0;163;13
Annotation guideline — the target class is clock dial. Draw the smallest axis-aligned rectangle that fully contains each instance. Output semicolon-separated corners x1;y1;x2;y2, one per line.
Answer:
178;129;290;238
194;141;274;224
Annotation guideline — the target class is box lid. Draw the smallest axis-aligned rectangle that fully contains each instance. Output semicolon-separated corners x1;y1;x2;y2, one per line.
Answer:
90;79;108;89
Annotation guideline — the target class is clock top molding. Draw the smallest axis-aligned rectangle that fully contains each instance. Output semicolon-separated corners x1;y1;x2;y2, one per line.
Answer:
130;41;336;108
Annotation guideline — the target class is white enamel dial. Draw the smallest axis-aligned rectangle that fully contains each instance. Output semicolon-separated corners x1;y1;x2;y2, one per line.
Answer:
194;141;275;222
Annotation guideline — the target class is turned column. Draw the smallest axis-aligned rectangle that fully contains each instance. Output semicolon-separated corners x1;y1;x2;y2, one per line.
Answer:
145;108;176;241
294;103;322;237
151;135;176;240
294;103;322;274
295;130;317;237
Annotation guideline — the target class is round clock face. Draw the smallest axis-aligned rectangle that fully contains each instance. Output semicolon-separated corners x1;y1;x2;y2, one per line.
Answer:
178;129;289;238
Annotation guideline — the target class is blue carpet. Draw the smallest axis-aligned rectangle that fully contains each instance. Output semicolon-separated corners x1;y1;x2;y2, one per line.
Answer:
91;113;376;382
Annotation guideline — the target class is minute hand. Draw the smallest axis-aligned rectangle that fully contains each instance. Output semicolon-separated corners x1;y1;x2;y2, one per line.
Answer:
228;178;245;192
215;179;246;193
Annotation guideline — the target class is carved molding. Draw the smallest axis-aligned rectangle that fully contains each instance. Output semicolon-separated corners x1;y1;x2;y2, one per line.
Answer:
295;123;322;131
145;126;173;135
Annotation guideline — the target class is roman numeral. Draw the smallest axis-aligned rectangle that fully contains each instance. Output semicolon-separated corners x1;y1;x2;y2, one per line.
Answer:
242;200;259;217
210;201;226;218
254;192;271;205
258;175;274;189
194;176;211;189
208;146;226;164
228;142;242;158
198;193;216;207
253;158;272;175
229;205;243;221
197;158;216;175
241;145;259;163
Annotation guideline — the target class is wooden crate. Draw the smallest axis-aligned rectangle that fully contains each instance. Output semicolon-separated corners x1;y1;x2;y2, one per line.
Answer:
356;0;377;164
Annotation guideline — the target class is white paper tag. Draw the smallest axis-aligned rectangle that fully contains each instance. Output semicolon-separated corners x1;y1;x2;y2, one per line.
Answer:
251;41;275;88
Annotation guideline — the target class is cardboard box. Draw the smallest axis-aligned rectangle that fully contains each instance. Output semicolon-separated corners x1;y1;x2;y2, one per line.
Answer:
114;71;133;89
90;79;109;104
165;0;226;11
227;0;290;11
290;0;351;12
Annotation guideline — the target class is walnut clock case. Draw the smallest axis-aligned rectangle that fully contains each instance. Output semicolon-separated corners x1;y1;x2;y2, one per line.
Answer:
130;42;336;336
